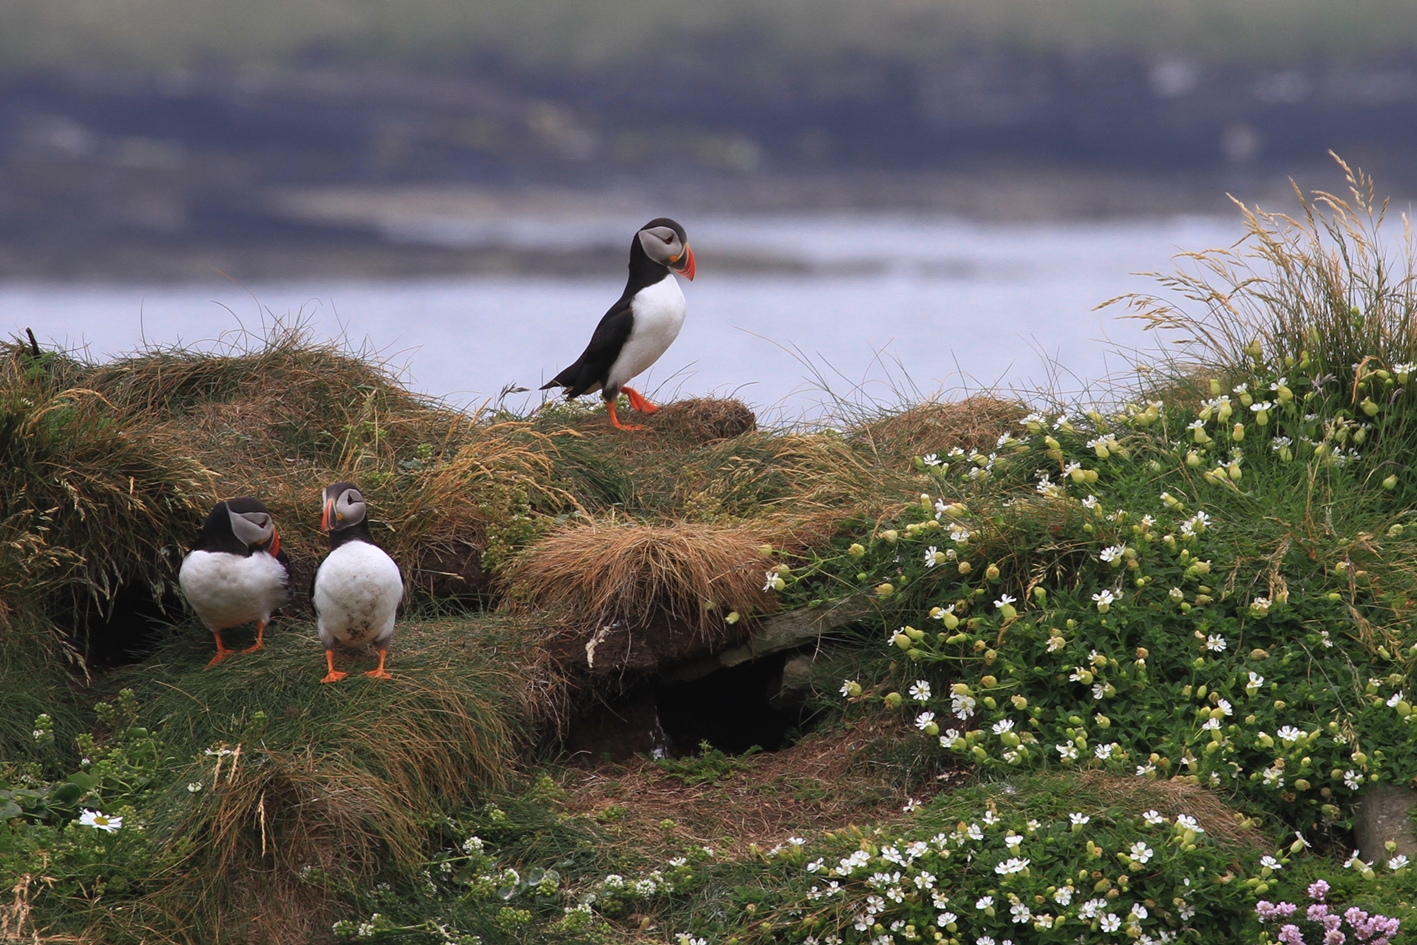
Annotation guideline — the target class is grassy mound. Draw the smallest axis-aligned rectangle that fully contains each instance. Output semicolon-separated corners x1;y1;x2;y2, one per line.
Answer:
14;160;1417;945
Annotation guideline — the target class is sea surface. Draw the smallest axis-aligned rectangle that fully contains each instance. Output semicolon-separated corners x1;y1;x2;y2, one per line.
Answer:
1;212;1245;422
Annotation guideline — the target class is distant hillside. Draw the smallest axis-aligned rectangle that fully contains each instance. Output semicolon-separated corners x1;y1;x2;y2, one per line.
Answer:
3;0;1417;75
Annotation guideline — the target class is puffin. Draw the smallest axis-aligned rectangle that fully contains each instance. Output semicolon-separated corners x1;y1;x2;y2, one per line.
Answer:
311;482;404;683
540;217;695;430
178;498;289;667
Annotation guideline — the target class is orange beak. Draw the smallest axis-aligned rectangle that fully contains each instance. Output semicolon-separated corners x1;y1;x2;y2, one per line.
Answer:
671;244;696;281
268;527;281;558
321;497;333;533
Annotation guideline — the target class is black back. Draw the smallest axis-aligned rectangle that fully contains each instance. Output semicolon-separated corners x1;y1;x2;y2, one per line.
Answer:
541;218;685;398
192;497;273;557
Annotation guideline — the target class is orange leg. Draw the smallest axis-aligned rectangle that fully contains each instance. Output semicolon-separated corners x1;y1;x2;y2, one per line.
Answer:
207;631;235;667
607;398;644;431
621;386;659;414
241;620;266;654
321;650;348;684
364;647;392;680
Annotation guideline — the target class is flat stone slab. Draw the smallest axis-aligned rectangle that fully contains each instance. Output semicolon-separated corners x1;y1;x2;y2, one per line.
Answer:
662;595;875;684
1353;783;1417;863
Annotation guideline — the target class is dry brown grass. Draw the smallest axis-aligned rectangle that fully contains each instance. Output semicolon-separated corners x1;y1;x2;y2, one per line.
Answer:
61;328;570;608
1077;771;1263;847
850;396;1027;463
505;519;777;639
560;718;947;853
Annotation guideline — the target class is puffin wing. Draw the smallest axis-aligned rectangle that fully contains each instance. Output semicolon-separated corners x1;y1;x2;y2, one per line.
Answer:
541;296;634;397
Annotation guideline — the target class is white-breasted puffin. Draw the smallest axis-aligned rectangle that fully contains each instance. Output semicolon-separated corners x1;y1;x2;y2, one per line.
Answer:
541;217;695;430
178;498;289;667
311;481;404;683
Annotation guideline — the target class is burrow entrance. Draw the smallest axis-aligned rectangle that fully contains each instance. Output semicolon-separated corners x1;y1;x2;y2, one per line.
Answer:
564;650;820;762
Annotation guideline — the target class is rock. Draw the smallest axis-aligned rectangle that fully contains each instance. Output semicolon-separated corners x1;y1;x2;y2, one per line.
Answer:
663;595;874;684
1353;783;1417;863
769;654;815;710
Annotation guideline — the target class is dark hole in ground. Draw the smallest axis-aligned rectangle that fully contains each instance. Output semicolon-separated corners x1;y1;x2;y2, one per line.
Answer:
655;653;811;756
63;582;185;668
564;651;821;763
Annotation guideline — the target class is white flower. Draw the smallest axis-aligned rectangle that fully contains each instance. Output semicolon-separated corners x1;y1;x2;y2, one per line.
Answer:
1092;589;1117;610
994;857;1030;875
992;719;1015;735
950;525;972;544
1175;814;1204;833
1388;690;1407;708
186;781;203;793
1143;810;1164;825
1390;855;1410;871
1204;634;1227;653
1070;813;1090;826
1216;698;1233;716
1277;726;1303;744
940;729;964;749
936;911;957;928
995;594;1016;610
78;809;122;832
1247;671;1265;692
1092;684;1106;701
1128;842;1154;863
909;680;932;702
923;453;942;466
1260;855;1283;870
1004;833;1023;850
1053;886;1074;906
924;546;945;567
976;895;995;910
915;712;937;731
1081;495;1100;510
763;570;785;592
839;680;859;697
1098;544;1126;564
1056;743;1078;761
1094;743;1114;760
1345;770;1363;790
1100;914;1122;932
806;858;824;873
951;692;977;719
1010;901;1033;923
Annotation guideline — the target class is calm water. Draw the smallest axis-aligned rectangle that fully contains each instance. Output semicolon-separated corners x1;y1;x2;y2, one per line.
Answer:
1;213;1242;421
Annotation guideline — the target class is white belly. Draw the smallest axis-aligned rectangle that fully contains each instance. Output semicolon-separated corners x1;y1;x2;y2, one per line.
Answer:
179;550;288;632
313;542;404;648
606;275;686;392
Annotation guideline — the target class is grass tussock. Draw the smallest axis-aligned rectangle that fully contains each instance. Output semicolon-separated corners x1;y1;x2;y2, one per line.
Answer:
505;519;778;640
96;618;527;942
1114;154;1417;400
850;395;1027;464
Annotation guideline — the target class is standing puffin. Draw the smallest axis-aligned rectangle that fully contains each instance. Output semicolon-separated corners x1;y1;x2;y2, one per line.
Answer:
178;498;289;667
541;217;695;430
311;482;403;683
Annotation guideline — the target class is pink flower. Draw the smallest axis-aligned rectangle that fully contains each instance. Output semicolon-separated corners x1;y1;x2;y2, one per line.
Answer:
1308;880;1330;902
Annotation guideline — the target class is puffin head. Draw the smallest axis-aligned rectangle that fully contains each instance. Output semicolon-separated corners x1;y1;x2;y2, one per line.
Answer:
637;218;695;281
223;497;280;557
321;482;367;533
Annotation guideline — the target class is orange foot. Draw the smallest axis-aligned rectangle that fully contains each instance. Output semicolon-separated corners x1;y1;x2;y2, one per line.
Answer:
321;650;347;684
207;631;234;667
364;647;392;680
622;386;659;414
607;399;644;431
241;620;267;654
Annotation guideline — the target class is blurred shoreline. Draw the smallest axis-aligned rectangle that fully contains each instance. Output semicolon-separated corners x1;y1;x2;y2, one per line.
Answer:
3;56;1416;284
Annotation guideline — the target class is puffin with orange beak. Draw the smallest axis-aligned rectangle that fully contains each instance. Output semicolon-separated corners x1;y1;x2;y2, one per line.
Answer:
540;217;695;430
178;498;289;666
311;482;404;683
